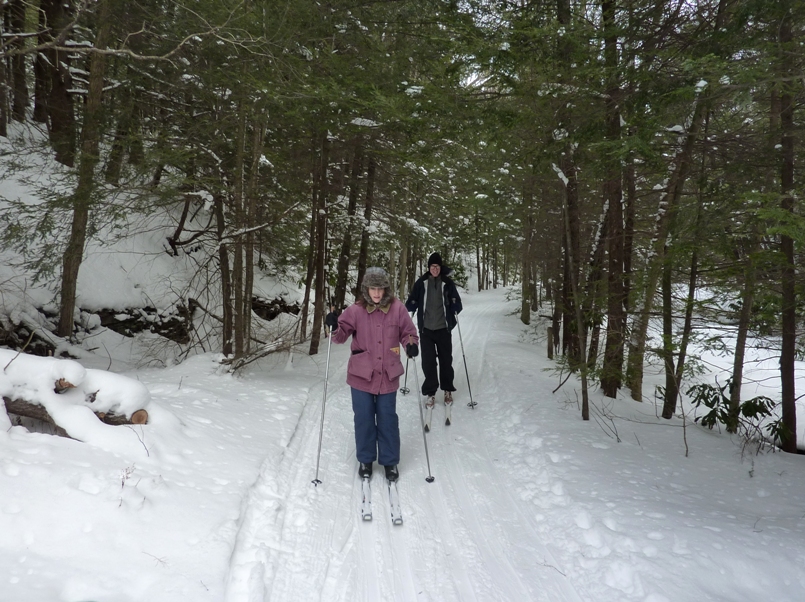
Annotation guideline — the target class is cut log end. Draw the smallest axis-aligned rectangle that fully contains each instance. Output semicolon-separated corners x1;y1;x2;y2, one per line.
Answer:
131;409;149;424
54;378;76;393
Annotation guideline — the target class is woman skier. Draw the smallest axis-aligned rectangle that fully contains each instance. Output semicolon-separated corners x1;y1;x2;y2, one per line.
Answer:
331;267;419;482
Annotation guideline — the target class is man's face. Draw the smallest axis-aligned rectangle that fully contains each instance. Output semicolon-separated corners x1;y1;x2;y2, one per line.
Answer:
429;263;441;277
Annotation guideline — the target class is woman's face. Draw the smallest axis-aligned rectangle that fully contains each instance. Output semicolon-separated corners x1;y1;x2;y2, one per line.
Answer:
368;287;384;304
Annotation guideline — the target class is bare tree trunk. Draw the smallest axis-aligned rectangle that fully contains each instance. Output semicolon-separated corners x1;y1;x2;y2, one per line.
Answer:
728;85;780;427
334;142;363;310
778;8;797;453
42;0;76;166
104;75;138;185
601;186;625;396
667;213;702;421
582;207;608;370
560;165;589;421
214;194;233;356
560;156;581;364
475;211;482;291
0;39;7;137
299;136;322;340
309;134;330;355
388;247;397;293
356;155;376;295
233;101;247;359
408;239;418;294
104;111;130;185
492;244;498;288
9;0;28;121
668;131;709;419
57;1;112;337
520;179;534;324
727;237;756;429
33;4;49;124
626;95;708;401
623;150;635;316
600;0;625;396
242;118;265;355
520;215;532;325
552;283;562;359
398;241;408;299
660;246;677;417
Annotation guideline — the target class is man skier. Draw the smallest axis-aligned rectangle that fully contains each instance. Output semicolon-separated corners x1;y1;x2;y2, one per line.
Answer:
405;252;462;412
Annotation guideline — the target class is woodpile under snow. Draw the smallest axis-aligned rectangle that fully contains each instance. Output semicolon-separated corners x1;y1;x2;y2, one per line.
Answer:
0;349;150;439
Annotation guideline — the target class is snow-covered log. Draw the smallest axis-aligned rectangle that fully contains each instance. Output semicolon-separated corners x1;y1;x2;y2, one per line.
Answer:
3;396;148;434
0;349;151;439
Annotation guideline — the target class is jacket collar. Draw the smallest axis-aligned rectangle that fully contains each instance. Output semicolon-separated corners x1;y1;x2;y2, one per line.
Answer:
366;303;391;314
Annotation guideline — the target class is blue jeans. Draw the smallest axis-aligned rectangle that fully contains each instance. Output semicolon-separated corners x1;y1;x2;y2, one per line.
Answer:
351;388;400;466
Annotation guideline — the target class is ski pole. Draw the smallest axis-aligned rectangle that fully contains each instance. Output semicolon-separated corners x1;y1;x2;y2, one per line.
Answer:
456;314;476;409
412;355;435;483
312;333;333;486
400;356;410;395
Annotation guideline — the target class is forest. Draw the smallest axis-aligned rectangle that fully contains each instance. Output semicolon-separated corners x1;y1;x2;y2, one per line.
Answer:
0;0;803;451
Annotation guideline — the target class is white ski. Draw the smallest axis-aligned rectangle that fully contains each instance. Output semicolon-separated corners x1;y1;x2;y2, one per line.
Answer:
388;480;403;525
424;403;433;432
445;399;453;426
360;477;372;521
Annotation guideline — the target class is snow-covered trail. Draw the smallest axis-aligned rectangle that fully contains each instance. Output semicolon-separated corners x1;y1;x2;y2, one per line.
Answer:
225;288;587;602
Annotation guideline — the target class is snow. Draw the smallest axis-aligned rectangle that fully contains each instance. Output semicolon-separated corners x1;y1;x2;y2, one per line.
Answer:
350;118;380;127
3;288;805;601
2;122;805;601
552;163;569;186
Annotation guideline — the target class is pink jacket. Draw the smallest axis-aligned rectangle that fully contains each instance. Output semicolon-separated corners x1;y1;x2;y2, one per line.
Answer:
331;298;419;395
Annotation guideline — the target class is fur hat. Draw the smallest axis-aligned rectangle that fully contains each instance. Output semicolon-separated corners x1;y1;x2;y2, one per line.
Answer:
361;267;393;307
427;252;443;267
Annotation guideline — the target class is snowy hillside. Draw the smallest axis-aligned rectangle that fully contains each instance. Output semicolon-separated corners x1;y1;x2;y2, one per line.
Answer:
2;287;804;601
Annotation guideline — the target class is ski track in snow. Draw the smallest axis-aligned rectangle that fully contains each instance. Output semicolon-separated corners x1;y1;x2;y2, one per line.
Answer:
225;290;588;601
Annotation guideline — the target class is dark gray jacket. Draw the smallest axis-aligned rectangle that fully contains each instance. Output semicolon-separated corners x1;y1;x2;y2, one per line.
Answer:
405;265;462;331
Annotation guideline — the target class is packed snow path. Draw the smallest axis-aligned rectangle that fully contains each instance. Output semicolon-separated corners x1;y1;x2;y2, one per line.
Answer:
225;288;586;602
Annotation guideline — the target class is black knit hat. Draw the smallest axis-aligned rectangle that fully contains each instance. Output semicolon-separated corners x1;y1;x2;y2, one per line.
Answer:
427;252;442;267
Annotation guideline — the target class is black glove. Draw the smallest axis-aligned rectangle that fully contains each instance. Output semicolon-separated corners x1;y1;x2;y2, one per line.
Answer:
406;343;418;358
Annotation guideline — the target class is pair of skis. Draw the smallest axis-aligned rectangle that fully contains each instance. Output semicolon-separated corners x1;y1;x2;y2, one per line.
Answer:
423;398;453;432
361;476;402;525
360;393;449;523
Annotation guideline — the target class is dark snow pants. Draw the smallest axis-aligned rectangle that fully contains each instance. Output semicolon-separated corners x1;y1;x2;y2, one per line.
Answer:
351;388;400;466
420;327;455;396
